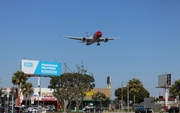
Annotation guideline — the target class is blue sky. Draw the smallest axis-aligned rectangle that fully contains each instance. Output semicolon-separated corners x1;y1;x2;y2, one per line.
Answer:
0;0;180;99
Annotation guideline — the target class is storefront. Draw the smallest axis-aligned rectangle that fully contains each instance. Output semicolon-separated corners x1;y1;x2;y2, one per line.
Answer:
21;88;60;108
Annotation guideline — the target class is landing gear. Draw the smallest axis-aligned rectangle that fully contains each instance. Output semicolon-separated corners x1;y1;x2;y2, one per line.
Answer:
97;42;100;46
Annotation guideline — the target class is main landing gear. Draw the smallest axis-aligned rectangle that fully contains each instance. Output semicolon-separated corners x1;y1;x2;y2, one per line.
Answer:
97;42;100;46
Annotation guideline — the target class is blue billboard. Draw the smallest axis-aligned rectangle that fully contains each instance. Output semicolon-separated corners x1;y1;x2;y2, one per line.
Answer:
21;60;61;76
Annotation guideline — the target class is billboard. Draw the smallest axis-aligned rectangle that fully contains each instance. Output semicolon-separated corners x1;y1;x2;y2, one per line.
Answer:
158;74;171;87
21;59;61;76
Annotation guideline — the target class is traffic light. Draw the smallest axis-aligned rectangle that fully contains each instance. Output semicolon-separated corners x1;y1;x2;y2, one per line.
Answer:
166;74;171;86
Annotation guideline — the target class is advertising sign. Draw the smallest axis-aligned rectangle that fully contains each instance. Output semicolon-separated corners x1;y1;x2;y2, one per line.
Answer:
21;59;61;76
85;91;94;96
158;74;170;87
31;96;34;104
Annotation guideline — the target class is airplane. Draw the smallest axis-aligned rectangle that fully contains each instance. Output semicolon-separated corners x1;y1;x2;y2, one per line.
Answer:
60;31;119;46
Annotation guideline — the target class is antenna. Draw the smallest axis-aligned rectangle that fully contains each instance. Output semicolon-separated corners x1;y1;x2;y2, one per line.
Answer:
0;78;1;86
86;32;89;38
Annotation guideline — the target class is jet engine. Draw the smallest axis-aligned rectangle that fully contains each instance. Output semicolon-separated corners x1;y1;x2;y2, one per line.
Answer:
104;38;108;43
81;38;86;42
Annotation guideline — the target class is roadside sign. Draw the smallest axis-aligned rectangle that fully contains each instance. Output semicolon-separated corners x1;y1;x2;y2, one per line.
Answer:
31;96;34;104
6;88;10;92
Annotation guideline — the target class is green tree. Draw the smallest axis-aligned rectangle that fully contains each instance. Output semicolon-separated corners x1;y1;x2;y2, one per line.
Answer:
21;82;34;106
151;97;160;103
135;87;149;103
115;86;149;105
70;72;95;113
48;64;95;113
48;73;76;113
170;79;180;97
128;78;143;105
92;91;110;112
12;71;28;106
115;87;127;105
12;71;27;86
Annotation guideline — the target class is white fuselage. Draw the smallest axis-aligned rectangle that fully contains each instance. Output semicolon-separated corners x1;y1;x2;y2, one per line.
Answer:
87;36;101;45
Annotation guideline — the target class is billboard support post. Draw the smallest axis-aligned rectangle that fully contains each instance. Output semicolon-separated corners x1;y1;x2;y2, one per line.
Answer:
38;76;41;106
156;73;171;111
165;87;168;110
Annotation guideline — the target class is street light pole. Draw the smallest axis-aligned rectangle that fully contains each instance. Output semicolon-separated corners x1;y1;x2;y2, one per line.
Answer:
12;87;14;113
126;76;129;113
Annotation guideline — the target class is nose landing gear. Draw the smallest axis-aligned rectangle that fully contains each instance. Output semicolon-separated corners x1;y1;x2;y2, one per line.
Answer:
97;42;100;46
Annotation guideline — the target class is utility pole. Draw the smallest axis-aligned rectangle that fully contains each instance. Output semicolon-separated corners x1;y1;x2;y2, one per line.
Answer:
121;81;123;110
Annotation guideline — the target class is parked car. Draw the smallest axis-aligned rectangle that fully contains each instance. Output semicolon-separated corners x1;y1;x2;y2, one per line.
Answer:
43;106;49;110
0;107;6;113
8;107;17;113
83;106;103;112
135;108;154;113
47;105;58;112
14;106;26;113
168;107;179;113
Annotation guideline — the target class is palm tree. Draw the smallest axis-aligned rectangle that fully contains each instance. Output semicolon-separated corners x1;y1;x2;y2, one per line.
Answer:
128;78;143;105
12;71;28;106
21;82;34;106
12;71;27;86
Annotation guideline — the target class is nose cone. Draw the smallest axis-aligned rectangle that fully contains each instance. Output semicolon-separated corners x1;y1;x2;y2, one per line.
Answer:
96;31;102;37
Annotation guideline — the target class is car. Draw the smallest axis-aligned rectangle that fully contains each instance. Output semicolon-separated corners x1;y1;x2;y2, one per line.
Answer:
14;106;26;113
0;107;6;113
43;106;49;110
168;107;179;113
135;108;154;113
47;105;58;112
8;107;17;113
83;106;103;112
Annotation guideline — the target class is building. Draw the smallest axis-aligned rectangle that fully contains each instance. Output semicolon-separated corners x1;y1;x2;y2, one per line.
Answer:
20;76;111;112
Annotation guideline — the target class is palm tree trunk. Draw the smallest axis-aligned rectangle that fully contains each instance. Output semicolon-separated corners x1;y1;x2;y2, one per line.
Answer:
25;94;27;107
16;85;21;106
134;95;136;106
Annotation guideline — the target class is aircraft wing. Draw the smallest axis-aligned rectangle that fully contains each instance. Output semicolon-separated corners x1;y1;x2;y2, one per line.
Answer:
98;37;119;42
99;38;114;41
60;35;83;40
60;35;92;42
98;38;114;42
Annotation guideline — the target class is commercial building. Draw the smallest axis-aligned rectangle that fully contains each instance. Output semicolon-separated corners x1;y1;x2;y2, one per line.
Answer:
20;76;112;112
